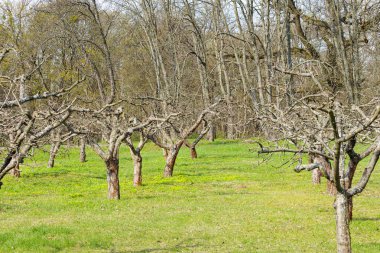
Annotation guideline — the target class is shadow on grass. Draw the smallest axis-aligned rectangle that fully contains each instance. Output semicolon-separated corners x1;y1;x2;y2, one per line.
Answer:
0;204;14;212
121;242;201;253
24;171;105;180
23;170;70;178
176;172;205;177
135;195;157;200
354;217;380;221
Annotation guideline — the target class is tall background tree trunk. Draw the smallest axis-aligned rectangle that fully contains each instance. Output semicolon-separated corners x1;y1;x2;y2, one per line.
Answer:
79;137;86;163
207;124;216;142
48;142;61;168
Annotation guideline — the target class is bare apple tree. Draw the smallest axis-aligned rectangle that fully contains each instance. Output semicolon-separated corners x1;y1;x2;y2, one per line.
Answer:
0;1;84;186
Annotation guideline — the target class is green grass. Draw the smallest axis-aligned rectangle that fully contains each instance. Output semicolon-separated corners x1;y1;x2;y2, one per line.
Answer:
1;140;380;252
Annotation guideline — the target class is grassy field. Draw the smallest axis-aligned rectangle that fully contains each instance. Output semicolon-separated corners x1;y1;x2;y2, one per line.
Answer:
0;140;379;252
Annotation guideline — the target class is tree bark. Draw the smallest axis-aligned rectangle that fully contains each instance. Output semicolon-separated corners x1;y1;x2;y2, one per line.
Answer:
105;158;120;199
347;196;353;222
130;149;143;187
79;137;86;163
309;154;321;184
335;192;352;253
164;144;181;177
328;180;337;196
285;3;294;106
312;155;337;195
312;169;322;184
190;145;197;159
226;98;234;139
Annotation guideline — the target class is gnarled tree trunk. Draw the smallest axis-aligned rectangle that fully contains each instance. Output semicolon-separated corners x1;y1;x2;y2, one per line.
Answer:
335;192;351;253
164;144;182;177
130;149;143;186
105;158;120;199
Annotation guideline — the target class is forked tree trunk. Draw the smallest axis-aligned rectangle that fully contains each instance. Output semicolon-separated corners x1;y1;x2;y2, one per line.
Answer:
105;158;120;199
335;192;351;253
48;142;61;168
164;144;181;177
79;138;86;163
314;151;353;221
130;150;143;186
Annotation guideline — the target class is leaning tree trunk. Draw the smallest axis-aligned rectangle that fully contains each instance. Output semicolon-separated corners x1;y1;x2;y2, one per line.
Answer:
335;192;352;253
105;158;120;199
5;150;20;177
79;137;86;163
190;130;208;159
48;142;61;168
130;149;143;186
190;145;197;159
163;144;182;177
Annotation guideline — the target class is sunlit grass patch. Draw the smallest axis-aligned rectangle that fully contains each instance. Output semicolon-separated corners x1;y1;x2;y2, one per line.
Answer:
1;140;379;252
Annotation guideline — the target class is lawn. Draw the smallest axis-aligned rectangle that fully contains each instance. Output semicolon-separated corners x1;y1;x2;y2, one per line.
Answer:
1;140;379;252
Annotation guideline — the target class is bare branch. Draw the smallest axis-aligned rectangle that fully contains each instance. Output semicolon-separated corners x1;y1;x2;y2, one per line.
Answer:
0;77;85;109
347;141;380;196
